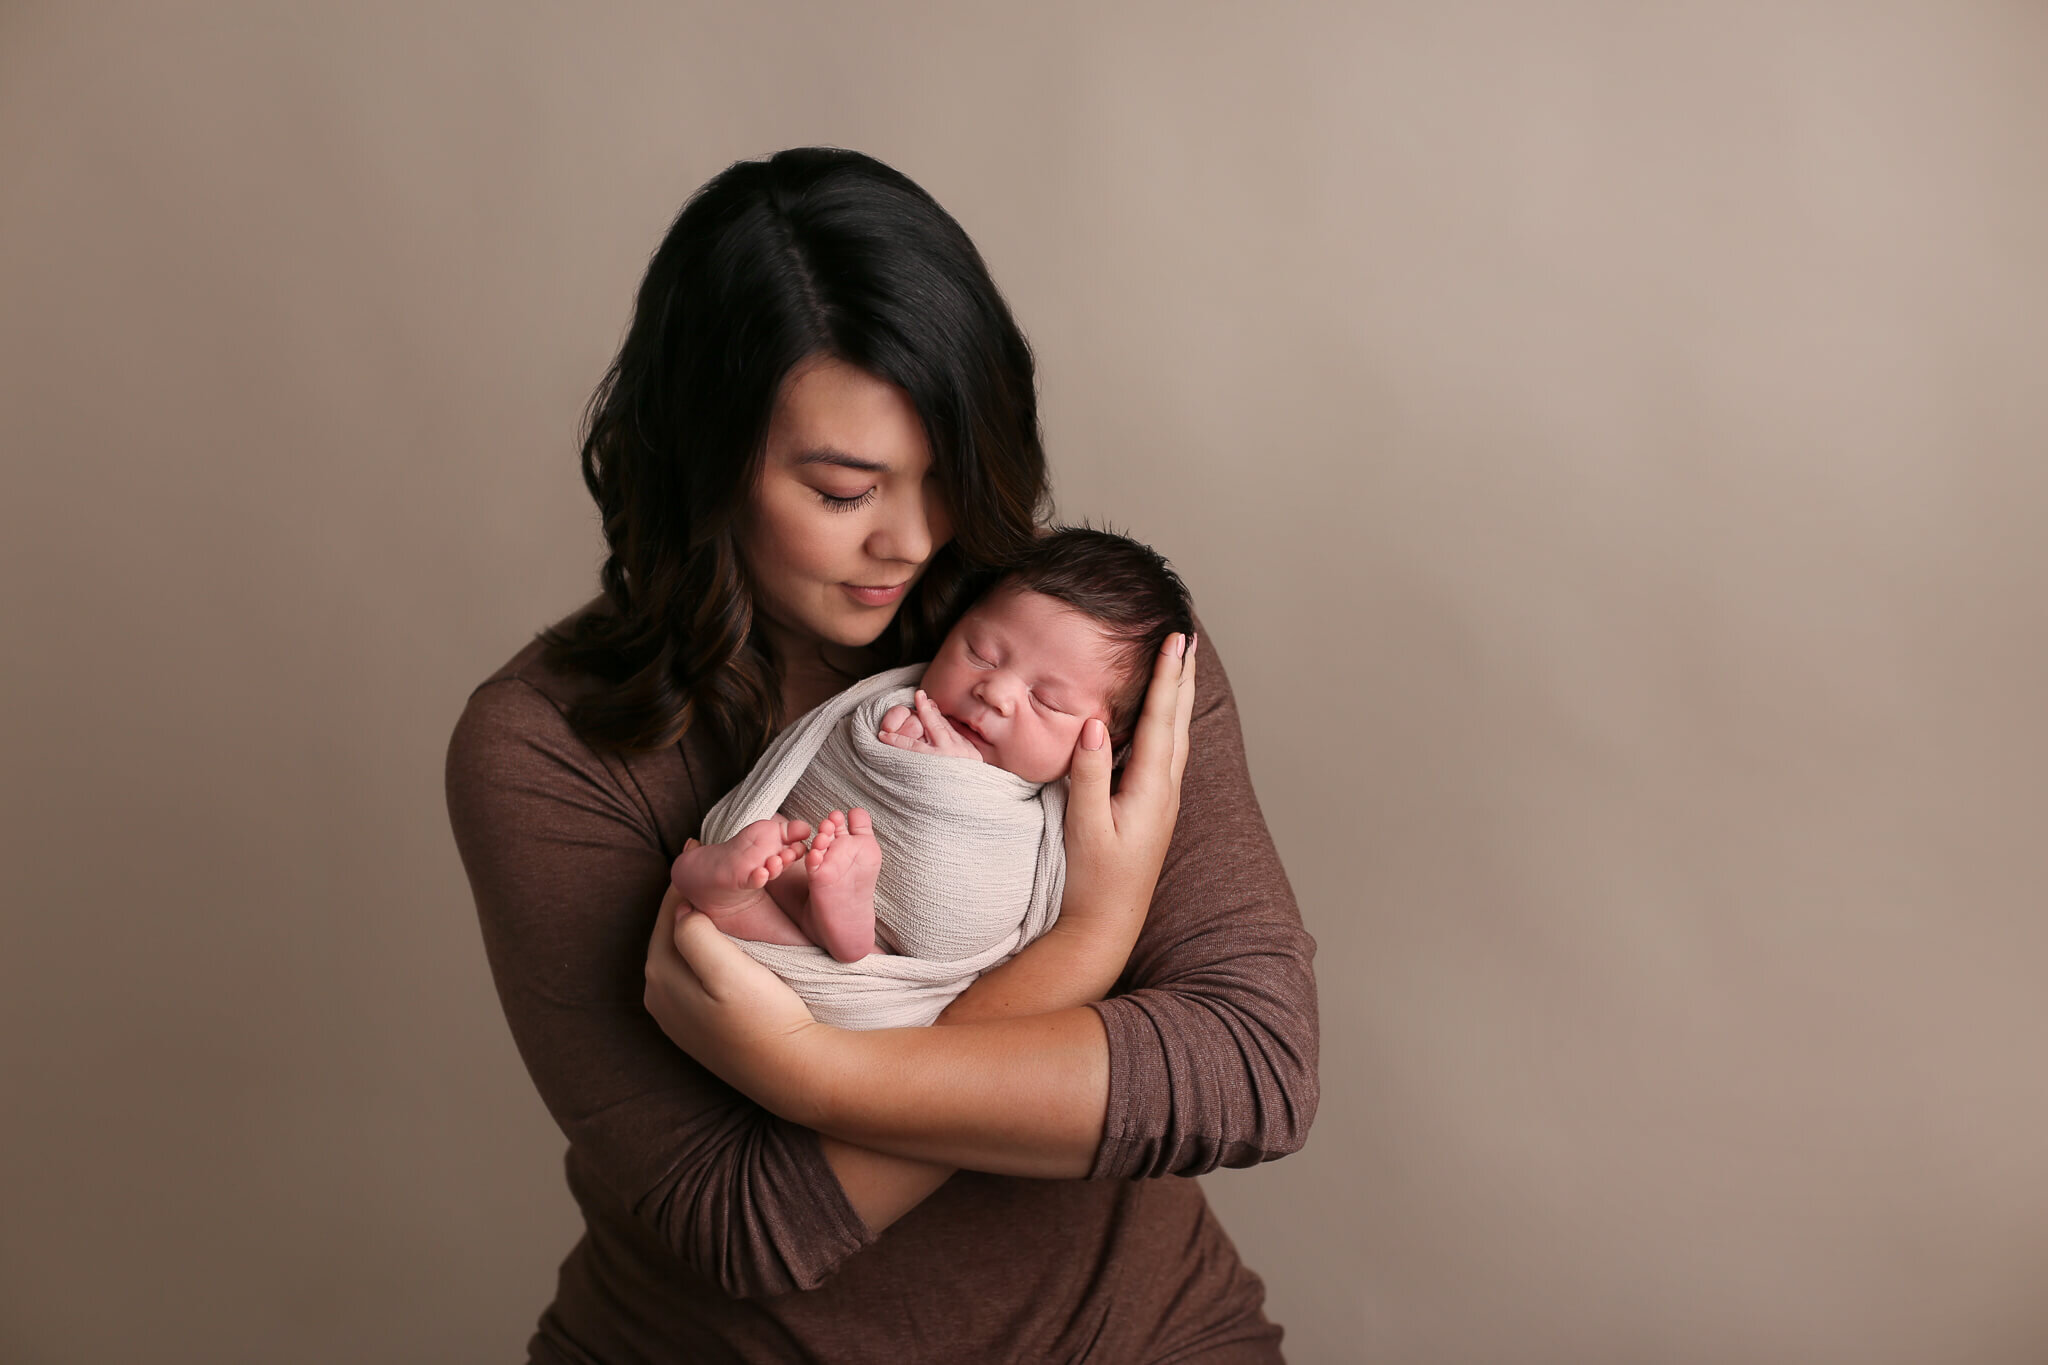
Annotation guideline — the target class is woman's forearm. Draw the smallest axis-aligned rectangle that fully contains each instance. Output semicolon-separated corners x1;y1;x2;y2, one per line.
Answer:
816;1139;955;1232
934;918;1138;1025
815;931;1127;1227
800;1006;1110;1177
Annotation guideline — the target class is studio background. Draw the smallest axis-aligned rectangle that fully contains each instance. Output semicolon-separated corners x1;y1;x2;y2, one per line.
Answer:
4;3;2045;1362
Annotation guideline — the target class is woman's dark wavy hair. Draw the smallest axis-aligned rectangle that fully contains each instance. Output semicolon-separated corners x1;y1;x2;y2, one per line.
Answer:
542;148;1049;763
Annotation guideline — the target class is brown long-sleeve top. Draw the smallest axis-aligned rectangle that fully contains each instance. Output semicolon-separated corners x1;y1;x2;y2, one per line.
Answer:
444;619;1319;1365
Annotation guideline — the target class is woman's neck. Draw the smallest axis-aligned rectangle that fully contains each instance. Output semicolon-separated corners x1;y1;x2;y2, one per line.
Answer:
758;618;887;721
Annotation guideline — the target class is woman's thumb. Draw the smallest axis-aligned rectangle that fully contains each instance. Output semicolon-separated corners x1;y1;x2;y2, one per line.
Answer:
672;911;740;996
1066;718;1113;823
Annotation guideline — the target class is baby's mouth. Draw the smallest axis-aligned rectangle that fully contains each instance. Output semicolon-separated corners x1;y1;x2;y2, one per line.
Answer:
948;713;994;752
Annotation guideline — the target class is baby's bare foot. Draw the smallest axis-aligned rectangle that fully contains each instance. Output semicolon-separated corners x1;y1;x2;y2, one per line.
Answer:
803;808;882;962
671;817;811;920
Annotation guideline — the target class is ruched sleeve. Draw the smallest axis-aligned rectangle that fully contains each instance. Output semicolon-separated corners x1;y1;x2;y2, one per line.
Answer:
1087;633;1322;1179
445;672;874;1299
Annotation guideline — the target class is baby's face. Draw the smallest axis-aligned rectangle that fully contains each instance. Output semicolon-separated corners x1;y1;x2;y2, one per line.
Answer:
919;586;1122;784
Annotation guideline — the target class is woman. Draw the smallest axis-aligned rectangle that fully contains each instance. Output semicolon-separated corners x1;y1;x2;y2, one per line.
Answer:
446;148;1318;1364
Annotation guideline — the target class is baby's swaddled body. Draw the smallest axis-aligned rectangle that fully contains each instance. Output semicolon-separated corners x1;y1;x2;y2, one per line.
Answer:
699;665;1067;1028
677;528;1198;1028
783;689;1048;961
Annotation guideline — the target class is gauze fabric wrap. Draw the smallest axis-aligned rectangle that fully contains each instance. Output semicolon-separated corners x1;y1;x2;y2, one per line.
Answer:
698;665;1066;1030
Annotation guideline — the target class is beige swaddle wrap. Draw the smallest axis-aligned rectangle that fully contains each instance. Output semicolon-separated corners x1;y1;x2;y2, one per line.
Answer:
698;665;1067;1029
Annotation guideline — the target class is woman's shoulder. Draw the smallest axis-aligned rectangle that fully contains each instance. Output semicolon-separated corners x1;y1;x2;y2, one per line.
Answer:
445;599;709;859
449;602;609;774
461;595;607;712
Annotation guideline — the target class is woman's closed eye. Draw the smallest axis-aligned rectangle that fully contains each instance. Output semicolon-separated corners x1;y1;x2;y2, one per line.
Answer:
816;486;878;511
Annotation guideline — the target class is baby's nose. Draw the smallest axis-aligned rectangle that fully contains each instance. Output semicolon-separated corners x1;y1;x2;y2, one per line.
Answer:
975;678;1012;715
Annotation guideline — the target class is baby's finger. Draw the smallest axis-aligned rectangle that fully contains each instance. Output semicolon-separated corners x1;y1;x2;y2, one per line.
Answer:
913;689;954;735
879;710;925;743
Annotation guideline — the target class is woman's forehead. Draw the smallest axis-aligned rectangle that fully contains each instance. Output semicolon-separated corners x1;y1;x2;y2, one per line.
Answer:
768;357;931;474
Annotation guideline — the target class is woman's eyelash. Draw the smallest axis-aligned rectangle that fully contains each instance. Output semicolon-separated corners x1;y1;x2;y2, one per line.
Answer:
817;487;878;511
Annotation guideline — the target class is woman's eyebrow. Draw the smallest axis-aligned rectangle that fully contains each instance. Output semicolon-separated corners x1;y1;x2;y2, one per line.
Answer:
792;447;890;473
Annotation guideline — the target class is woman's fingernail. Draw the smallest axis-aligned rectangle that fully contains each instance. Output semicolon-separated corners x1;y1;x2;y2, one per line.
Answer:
1169;633;1186;659
1081;719;1107;750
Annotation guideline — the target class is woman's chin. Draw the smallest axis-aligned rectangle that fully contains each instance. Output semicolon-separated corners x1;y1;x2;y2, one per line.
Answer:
805;614;897;655
828;613;895;647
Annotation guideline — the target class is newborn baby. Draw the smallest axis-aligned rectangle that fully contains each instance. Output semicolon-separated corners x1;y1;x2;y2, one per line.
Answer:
672;528;1193;991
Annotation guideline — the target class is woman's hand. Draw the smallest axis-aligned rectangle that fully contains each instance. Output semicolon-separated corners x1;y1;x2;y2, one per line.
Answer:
643;884;836;1127
943;631;1199;1023
1058;631;1198;935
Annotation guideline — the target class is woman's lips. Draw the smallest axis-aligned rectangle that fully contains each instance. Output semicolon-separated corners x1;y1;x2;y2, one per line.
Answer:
843;580;910;607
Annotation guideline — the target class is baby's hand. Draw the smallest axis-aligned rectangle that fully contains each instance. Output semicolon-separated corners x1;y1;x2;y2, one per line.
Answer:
878;703;925;745
876;690;985;763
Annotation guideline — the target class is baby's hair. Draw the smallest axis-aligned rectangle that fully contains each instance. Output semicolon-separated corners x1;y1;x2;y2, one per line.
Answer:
998;526;1196;749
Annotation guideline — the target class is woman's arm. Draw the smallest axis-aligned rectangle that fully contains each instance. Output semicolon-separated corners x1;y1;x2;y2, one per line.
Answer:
646;634;1201;1207
931;635;1199;1021
447;675;873;1299
657;899;1115;1173
648;631;1320;1179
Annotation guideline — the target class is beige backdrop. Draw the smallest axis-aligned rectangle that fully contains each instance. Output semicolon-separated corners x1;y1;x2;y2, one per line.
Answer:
5;3;2046;1362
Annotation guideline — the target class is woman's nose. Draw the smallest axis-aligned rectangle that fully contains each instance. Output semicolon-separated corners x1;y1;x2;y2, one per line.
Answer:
867;484;943;566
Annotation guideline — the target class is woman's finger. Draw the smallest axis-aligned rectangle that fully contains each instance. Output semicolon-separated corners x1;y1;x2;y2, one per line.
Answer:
1065;717;1114;838
644;886;701;1030
672;909;778;1005
647;908;823;1121
649;883;687;961
1120;632;1190;801
1169;632;1199;787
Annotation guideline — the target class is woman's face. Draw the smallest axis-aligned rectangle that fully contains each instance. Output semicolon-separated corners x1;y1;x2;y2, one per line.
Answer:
739;356;952;652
